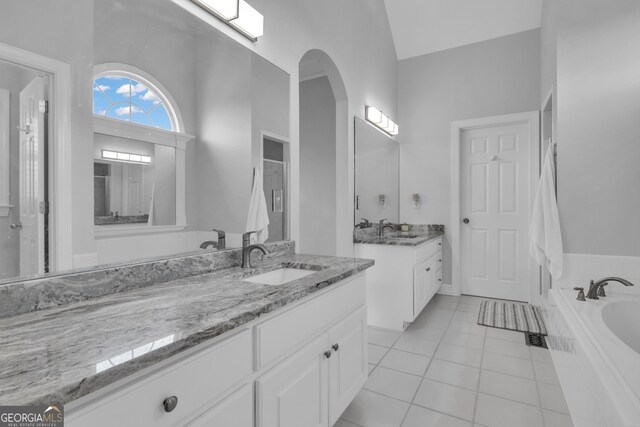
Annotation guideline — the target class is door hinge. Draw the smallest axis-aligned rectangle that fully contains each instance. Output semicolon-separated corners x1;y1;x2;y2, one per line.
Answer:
39;201;49;215
38;99;48;114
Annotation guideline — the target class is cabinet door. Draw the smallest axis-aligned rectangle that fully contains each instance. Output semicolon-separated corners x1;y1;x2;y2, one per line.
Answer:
187;384;253;427
256;333;329;427
413;260;430;318
327;306;367;425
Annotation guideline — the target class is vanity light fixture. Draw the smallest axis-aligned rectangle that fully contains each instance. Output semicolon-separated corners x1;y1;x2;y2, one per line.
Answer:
191;0;263;41
191;0;239;20
229;0;264;40
102;150;151;164
365;106;398;136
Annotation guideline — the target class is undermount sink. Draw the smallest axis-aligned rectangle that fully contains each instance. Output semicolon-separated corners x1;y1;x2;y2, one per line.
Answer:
242;268;315;286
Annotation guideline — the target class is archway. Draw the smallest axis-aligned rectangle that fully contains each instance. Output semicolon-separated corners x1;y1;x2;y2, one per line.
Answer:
298;49;348;256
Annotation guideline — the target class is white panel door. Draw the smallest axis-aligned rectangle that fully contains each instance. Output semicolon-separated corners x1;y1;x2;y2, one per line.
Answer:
18;77;46;276
328;306;367;426
256;333;329;427
461;123;531;301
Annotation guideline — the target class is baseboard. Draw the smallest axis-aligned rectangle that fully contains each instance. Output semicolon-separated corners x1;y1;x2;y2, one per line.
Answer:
437;283;460;296
554;253;640;295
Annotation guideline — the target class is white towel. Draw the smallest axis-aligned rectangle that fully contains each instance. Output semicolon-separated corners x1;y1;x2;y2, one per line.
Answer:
147;181;156;226
246;167;270;244
529;145;563;278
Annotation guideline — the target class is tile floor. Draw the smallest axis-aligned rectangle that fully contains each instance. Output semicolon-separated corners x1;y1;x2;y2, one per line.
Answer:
336;294;574;427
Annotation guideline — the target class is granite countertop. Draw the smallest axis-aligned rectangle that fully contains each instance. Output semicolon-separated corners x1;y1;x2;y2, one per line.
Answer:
354;230;444;247
0;253;373;406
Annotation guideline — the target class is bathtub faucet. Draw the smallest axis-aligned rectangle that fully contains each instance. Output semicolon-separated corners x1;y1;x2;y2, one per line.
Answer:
586;277;635;300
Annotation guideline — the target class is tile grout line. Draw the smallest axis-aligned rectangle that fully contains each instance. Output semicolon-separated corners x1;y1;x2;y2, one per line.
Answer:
471;304;488;425
397;296;462;427
532;345;548;427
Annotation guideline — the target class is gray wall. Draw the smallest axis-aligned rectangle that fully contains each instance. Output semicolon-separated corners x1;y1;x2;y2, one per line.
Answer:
556;0;640;256
299;76;336;255
398;29;541;283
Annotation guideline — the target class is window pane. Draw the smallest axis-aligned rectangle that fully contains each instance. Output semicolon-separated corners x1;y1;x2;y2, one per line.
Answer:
148;106;172;131
93;74;176;131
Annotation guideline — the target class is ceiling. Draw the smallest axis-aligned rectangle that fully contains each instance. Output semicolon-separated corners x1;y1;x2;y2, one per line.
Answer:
384;0;543;60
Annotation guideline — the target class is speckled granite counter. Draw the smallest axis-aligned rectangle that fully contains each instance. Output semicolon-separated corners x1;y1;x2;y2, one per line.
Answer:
0;253;373;406
354;230;444;246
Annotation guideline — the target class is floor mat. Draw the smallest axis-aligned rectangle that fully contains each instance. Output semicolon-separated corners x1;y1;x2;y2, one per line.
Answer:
478;300;547;335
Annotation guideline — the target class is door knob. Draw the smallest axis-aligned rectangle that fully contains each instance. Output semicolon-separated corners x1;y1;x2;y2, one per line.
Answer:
10;223;22;230
17;125;30;134
463;218;470;224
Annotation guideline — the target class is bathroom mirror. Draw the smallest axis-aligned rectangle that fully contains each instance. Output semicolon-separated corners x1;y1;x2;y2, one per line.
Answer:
0;0;290;281
354;117;399;227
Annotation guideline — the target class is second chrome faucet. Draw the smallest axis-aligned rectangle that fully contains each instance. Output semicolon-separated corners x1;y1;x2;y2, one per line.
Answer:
242;231;268;268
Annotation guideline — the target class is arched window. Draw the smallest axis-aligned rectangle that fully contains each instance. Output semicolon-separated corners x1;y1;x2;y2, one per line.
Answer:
92;64;183;132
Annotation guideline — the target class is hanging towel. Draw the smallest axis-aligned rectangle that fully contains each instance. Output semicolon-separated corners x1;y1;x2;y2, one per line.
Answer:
147;181;156;226
246;167;270;244
529;145;563;278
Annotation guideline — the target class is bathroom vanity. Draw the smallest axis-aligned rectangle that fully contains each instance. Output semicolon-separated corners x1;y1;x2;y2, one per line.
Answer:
355;231;443;331
0;243;373;427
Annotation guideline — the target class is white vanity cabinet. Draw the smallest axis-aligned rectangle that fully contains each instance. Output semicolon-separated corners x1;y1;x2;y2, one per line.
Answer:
356;237;443;331
255;307;367;427
66;272;367;427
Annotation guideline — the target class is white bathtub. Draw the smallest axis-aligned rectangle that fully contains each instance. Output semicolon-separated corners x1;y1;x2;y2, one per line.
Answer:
547;289;640;426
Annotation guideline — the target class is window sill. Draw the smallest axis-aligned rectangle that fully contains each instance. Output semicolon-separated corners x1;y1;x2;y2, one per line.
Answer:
93;116;194;148
95;224;187;239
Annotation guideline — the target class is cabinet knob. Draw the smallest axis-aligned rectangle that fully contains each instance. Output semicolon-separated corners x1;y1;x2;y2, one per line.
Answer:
438;242;442;246
324;350;332;359
438;278;442;282
332;343;339;352
163;396;178;413
438;259;442;262
426;267;431;272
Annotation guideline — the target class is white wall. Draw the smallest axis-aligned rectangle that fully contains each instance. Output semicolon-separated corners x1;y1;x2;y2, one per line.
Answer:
555;0;640;257
299;76;336;255
398;30;541;283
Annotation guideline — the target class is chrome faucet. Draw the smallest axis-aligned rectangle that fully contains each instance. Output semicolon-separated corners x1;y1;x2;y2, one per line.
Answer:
200;240;218;249
355;218;371;229
200;229;226;250
586;277;635;300
378;219;394;237
242;231;268;268
212;229;226;249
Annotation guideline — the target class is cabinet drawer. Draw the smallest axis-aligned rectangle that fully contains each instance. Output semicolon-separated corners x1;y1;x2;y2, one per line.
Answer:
415;237;441;264
255;273;365;370
187;384;253;427
67;329;252;427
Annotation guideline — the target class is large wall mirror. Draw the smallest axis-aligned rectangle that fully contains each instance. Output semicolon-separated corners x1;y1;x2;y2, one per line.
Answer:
0;0;290;282
354;117;399;227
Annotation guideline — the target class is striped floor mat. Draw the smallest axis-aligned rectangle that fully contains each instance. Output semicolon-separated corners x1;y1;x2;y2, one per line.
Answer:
478;300;547;335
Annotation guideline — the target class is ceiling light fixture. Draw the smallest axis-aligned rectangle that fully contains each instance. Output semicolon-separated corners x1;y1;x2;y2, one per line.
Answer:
365;106;398;136
191;0;263;42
